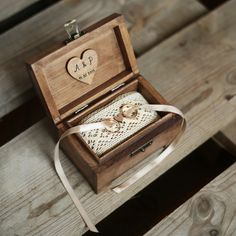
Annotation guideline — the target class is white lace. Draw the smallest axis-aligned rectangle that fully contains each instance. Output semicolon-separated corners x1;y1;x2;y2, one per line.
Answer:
78;92;160;156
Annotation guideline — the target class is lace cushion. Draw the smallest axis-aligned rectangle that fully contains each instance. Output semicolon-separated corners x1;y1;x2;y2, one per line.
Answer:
78;91;160;156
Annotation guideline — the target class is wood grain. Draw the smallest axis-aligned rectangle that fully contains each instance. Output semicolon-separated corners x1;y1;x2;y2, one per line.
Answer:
123;0;207;55
221;121;236;146
213;63;236;156
0;0;206;117
145;162;236;236
0;0;235;234
214;119;236;156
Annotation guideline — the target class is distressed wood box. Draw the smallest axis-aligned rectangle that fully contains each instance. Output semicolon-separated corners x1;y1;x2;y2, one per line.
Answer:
28;13;182;193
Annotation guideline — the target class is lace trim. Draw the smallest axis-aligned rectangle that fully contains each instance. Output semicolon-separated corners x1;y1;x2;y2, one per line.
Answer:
78;92;160;156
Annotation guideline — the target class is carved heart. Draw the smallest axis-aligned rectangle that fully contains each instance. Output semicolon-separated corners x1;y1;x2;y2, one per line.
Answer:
67;49;98;85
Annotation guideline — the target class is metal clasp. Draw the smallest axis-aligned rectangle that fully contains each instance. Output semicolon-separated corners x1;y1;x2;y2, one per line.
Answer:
64;19;81;43
130;140;153;157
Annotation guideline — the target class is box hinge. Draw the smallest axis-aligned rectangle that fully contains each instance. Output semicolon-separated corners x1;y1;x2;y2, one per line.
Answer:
74;104;89;114
111;83;125;92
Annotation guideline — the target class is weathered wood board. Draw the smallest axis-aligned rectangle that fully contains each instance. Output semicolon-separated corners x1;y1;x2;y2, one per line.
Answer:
145;162;236;236
0;0;236;234
221;120;236;146
214;119;236;156
0;0;38;22
0;0;206;117
121;0;207;55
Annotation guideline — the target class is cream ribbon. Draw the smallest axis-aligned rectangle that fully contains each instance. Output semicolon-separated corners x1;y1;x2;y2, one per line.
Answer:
54;104;185;232
112;104;186;193
54;122;105;233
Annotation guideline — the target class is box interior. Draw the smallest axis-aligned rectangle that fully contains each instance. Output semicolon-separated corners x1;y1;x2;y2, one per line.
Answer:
66;75;169;163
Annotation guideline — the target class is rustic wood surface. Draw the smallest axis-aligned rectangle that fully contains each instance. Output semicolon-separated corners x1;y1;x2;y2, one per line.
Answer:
0;0;206;118
221;121;236;146
144;162;236;236
214;119;236;156
0;0;39;22
1;0;236;234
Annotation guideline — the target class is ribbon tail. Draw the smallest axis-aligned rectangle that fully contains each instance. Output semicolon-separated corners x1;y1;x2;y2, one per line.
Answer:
112;105;186;193
54;124;104;233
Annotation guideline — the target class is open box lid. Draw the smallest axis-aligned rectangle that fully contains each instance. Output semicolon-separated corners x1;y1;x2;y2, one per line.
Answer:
30;14;139;124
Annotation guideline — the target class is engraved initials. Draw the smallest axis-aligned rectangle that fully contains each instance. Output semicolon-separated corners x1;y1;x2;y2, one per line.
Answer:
67;49;98;85
74;64;80;72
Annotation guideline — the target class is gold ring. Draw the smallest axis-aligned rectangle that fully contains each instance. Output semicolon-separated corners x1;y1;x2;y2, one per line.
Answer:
120;103;138;119
102;118;120;132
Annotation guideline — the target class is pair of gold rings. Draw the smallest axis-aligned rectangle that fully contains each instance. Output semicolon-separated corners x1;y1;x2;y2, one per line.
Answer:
103;103;139;132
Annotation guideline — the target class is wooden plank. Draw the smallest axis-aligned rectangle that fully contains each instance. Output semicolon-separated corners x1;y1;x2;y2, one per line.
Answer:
145;162;236;236
213;59;236;156
214;119;236;156
0;1;235;234
221;120;236;145
123;0;208;55
0;0;207;117
0;0;38;22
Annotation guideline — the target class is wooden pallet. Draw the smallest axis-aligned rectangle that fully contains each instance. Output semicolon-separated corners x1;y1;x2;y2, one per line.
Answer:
0;0;236;235
145;162;236;235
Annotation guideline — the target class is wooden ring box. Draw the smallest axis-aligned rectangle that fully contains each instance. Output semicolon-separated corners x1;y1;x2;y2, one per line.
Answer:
29;13;182;193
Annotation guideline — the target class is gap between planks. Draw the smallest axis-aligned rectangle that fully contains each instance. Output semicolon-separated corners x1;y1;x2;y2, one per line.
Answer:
144;162;236;236
0;0;39;22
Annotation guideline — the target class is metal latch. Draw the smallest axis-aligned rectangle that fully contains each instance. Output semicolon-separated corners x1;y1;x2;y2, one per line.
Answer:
130;140;153;157
64;19;82;43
